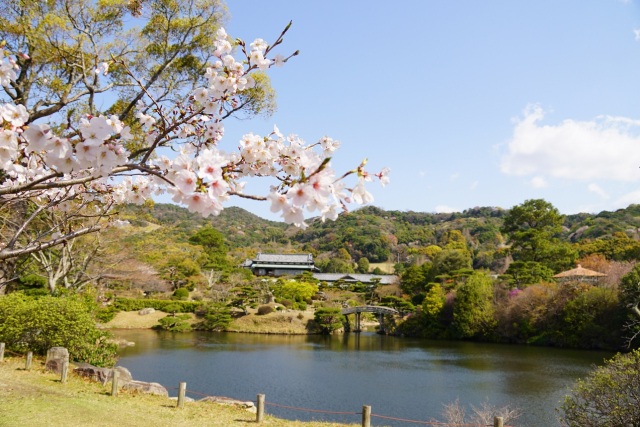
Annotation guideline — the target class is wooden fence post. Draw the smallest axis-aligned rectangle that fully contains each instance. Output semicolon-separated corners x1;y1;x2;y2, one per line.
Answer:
25;351;32;370
177;382;186;408
362;405;371;427
0;343;5;362
494;416;504;427
111;370;119;396
60;361;68;384
256;394;265;423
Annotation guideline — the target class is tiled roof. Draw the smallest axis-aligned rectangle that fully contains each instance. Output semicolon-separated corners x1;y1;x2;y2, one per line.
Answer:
254;253;313;264
313;273;399;285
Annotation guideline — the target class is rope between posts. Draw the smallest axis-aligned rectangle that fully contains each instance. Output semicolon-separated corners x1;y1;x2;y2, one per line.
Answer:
265;401;360;415
371;413;511;427
169;384;359;415
168;385;253;403
162;384;512;426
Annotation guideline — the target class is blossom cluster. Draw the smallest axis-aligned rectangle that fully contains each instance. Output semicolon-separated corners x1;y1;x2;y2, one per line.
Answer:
0;27;389;228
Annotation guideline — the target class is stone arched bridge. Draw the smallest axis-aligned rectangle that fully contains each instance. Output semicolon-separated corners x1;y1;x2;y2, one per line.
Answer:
341;305;399;333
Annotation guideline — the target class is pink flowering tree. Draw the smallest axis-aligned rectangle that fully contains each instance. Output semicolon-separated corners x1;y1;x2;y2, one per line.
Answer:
0;1;388;290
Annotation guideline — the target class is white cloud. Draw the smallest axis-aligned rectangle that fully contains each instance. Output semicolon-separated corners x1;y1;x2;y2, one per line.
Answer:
530;176;547;188
450;173;460;181
501;105;640;182
634;29;640;41
614;190;640;208
587;183;609;199
470;180;479;190
434;205;460;213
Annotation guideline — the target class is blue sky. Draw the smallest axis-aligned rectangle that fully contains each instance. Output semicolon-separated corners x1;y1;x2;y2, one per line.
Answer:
218;1;640;221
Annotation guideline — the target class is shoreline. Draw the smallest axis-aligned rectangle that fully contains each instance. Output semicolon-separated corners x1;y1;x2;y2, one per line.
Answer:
0;356;357;427
103;309;382;335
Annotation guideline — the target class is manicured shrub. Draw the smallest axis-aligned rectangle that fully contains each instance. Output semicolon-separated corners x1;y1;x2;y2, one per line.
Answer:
280;299;293;308
114;298;202;313
0;293;117;367
257;305;275;315
95;305;119;323
195;303;232;331
314;307;344;334
172;287;189;300
155;314;192;332
162;303;183;315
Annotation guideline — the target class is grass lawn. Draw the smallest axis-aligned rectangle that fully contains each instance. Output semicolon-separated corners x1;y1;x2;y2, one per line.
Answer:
0;357;359;427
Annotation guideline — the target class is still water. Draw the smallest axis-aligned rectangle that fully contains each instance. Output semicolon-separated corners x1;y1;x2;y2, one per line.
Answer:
114;330;612;427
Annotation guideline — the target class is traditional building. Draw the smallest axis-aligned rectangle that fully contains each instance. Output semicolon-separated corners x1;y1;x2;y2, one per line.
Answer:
553;264;606;284
242;253;319;277
312;273;399;285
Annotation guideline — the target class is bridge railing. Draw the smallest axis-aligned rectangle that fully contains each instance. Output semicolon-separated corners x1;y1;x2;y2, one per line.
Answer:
341;305;399;315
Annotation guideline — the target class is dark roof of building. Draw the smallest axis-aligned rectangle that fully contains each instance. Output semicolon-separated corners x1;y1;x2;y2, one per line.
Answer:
253;253;314;264
313;273;399;285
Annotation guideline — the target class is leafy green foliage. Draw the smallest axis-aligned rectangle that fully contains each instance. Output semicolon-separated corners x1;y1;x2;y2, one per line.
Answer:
502;199;576;271
430;249;471;281
400;264;428;295
114;298;202;313
505;261;555;287
313;307;344;334
561;287;622;348
357;257;370;273
188;226;230;271
195;302;232;331
619;264;640;344
560;349;640;426
0;293;117;366
172;287;190;300
229;285;262;314
272;280;318;303
155;314;192;332
451;272;496;339
380;296;416;313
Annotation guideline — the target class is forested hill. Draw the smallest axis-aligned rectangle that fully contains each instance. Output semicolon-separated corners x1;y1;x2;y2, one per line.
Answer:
117;203;290;249
116;202;640;270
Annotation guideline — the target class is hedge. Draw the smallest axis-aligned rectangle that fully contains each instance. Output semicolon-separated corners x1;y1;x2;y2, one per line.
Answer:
115;298;203;313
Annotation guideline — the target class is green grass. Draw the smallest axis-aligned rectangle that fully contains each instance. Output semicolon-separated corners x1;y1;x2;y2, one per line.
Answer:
0;357;359;427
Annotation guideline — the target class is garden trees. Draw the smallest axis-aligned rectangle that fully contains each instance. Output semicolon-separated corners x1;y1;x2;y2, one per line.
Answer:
619;264;640;346
451;271;496;339
502;199;577;282
560;349;640;426
357;257;369;273
419;283;446;336
0;0;388;291
314;307;343;334
188;225;230;272
429;249;472;282
502;199;564;256
272;279;318;303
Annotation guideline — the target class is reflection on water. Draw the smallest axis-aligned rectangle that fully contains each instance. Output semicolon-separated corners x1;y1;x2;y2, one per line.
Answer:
115;330;612;427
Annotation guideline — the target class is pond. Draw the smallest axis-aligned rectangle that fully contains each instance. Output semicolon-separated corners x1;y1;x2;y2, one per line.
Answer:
114;330;612;427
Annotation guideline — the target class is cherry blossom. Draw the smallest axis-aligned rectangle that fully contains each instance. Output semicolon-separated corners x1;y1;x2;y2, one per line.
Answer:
1;103;28;127
0;24;389;231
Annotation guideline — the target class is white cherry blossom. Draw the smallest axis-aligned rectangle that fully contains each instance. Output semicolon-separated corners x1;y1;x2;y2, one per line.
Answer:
0;25;388;230
1;103;28;127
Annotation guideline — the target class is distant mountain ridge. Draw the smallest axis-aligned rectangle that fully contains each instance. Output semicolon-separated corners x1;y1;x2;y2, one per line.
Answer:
116;202;640;265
